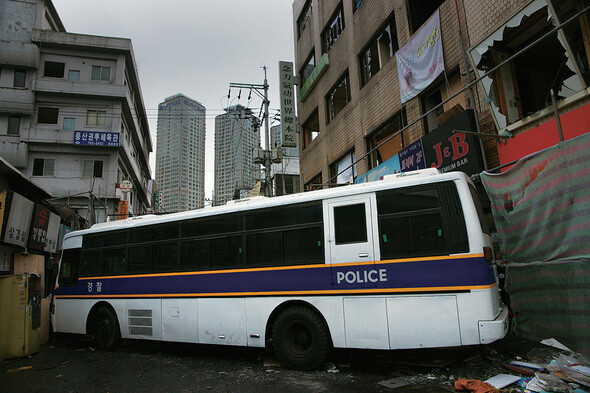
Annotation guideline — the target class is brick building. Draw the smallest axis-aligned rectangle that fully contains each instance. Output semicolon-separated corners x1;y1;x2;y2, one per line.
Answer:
292;0;590;189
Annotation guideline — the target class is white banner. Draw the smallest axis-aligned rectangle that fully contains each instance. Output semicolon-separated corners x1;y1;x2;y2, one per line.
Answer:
278;61;297;148
395;10;444;104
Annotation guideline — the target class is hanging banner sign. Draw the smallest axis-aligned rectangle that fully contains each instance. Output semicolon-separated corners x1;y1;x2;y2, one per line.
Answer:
395;10;444;104
279;61;297;148
74;131;119;147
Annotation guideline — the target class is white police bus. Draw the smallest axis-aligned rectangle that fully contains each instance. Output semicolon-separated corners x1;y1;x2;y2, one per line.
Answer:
53;169;508;370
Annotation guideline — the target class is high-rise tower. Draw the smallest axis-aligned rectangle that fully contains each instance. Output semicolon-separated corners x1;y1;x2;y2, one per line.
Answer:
155;94;206;212
214;105;260;206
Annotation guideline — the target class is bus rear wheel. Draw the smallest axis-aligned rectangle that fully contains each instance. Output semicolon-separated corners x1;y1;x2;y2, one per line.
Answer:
93;307;121;350
271;306;329;370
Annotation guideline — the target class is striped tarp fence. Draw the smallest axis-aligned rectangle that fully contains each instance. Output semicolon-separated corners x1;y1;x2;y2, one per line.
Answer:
481;132;590;354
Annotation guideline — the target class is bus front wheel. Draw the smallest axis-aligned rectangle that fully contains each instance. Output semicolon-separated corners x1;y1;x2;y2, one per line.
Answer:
93;307;121;350
271;306;330;370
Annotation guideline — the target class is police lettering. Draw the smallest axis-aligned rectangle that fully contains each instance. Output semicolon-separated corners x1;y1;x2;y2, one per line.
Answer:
336;269;387;284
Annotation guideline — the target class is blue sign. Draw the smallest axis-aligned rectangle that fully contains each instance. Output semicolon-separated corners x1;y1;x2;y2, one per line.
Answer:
355;154;401;184
398;139;426;172
74;131;119;147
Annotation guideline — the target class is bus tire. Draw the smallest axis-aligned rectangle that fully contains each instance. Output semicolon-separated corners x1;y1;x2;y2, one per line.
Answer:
93;306;121;350
271;306;330;370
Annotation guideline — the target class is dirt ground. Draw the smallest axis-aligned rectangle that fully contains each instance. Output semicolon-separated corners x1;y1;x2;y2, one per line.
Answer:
0;334;582;393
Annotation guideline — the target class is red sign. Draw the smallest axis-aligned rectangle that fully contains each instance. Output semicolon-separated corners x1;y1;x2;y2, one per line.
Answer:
28;204;50;251
498;102;590;167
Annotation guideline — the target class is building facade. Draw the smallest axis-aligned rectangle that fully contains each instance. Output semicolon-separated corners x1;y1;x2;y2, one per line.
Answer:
213;105;260;206
292;0;590;189
0;0;152;224
270;124;301;196
155;94;206;212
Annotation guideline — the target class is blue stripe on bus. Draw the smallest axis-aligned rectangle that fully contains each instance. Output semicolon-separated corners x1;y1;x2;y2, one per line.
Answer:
54;256;495;297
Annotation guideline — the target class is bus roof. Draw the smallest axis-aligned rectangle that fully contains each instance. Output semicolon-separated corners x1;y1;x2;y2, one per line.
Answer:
65;170;471;239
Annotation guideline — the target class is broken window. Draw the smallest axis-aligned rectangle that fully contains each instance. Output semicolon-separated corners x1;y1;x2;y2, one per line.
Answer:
302;109;320;148
44;61;65;78
330;150;357;185
550;0;590;85
326;72;350;123
422;73;466;132
366;109;407;170
360;16;398;86
297;0;313;39
406;0;444;34
300;51;315;86
471;1;585;129
321;4;345;53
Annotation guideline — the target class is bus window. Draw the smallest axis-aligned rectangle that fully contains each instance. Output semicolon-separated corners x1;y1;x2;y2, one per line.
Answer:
334;203;368;244
58;248;80;286
180;239;211;270
128;245;152;273
211;235;242;269
283;226;324;264
246;231;282;267
80;250;102;277
182;215;242;238
153;242;179;272
103;248;126;275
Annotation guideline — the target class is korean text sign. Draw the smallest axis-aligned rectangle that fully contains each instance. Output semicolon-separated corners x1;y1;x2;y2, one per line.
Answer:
74;131;119;147
395;10;444;104
279;61;297;148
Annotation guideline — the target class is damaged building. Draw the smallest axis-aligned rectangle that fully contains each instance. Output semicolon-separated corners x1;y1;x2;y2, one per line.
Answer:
292;0;590;354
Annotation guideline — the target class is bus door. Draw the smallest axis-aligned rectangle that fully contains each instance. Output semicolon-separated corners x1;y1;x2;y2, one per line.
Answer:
324;194;379;266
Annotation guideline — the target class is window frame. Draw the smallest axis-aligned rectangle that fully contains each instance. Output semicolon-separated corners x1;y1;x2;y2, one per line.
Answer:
86;110;107;127
91;65;111;81
365;108;407;170
32;158;55;177
82;160;104;178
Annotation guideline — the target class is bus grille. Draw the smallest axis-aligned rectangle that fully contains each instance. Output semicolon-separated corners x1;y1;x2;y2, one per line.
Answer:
128;309;153;336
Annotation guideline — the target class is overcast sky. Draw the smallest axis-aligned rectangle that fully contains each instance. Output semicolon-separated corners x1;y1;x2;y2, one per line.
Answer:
52;0;295;202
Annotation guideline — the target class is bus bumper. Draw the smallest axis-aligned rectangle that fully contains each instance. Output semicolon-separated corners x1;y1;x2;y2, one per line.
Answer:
478;306;509;344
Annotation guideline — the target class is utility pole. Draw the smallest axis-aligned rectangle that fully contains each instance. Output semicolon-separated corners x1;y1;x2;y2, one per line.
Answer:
229;66;279;198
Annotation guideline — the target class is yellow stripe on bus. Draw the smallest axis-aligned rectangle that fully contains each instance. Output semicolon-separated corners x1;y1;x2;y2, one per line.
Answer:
54;282;496;299
80;253;486;281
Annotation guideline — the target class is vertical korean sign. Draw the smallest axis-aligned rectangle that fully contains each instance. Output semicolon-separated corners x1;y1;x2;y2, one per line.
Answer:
279;61;297;148
395;10;444;104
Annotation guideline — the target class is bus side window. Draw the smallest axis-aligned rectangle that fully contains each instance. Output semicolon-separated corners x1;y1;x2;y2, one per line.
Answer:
334;203;367;244
377;186;445;259
58;248;81;286
80;250;102;277
128;245;153;273
103;248;126;275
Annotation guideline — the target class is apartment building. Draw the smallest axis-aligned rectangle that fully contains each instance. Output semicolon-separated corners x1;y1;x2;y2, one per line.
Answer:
155;94;206;212
213;105;260;206
292;0;590;189
0;0;152;223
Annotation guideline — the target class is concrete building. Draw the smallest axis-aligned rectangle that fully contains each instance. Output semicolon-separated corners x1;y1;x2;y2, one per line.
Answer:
213;105;260;206
0;0;152;224
292;0;590;190
155;94;206;213
270;124;300;196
